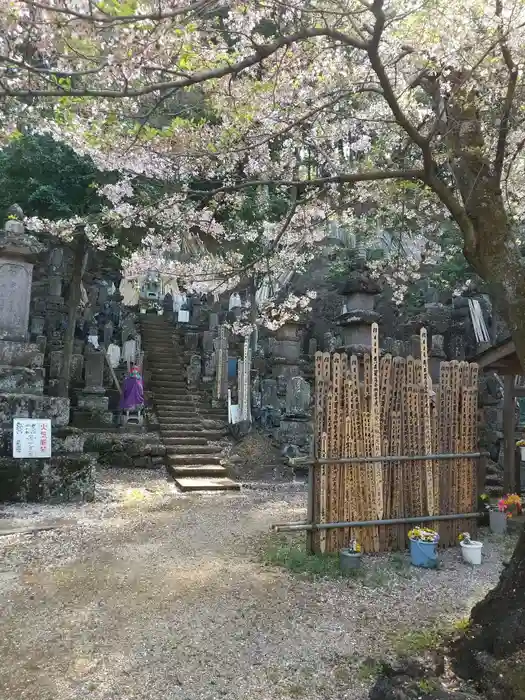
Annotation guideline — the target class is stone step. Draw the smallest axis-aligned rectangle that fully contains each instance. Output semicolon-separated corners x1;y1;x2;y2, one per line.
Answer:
163;436;208;446
149;380;187;386
157;414;198;422
159;425;207;433
156;404;198;411
173;476;241;492
166;444;219;455
167;454;223;465
169;465;228;478
149;359;184;365
146;351;177;357
154;397;193;403
143;335;174;341
142;336;173;342
161;429;225;440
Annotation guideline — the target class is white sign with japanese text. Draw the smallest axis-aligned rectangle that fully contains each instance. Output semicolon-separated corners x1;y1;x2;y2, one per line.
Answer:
12;418;52;459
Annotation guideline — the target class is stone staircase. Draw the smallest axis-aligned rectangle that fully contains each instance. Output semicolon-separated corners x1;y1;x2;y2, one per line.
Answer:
140;315;240;492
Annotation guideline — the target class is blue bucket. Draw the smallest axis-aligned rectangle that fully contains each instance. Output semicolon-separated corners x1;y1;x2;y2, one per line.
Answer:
409;538;438;568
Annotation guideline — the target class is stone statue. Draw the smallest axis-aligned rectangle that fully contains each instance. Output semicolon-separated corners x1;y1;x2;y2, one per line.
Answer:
7;203;24;221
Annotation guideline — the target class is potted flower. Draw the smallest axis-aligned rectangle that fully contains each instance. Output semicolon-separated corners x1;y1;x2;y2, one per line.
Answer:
458;532;483;565
484;494;508;534
407;526;439;568
502;493;522;518
339;539;362;574
516;439;525;460
478;493;490;526
486;493;522;534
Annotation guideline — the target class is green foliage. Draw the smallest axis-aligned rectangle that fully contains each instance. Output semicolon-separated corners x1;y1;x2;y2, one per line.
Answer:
262;535;342;579
0;134;100;220
0;133;164;261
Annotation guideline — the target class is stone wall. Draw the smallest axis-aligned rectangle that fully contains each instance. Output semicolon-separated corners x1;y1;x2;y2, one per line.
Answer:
0;454;96;503
84;432;165;469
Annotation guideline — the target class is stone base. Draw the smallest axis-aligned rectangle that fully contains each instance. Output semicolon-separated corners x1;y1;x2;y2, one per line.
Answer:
78;394;110;411
0;340;43;368
275;418;312;451
84;432;165;469
0;425;87;456
72;409;114;429
0;453;96;503
0;366;44;394
0;393;70;425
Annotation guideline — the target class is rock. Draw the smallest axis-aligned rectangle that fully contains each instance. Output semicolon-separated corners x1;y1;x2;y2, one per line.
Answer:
369;657;481;700
0;454;95;503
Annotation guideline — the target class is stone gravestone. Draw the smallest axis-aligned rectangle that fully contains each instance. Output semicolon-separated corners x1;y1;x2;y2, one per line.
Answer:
97;283;109;305
261;379;279;408
187;354;202;387
49;350;63;379
36;335;47;355
84;350;105;393
202;330;214;353
308;338;318;356
209;312;219;330
285;377;311;418
204;352;216;379
103;320;114;348
191;299;201;325
260;378;281;428
0;217;42;340
30;316;45;337
71;354;84;383
185;332;199;351
49;247;64;272
48;275;62;298
88;285;99;309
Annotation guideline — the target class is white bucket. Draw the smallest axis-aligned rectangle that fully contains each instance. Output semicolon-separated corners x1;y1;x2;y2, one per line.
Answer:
520;446;525;461
460;540;483;565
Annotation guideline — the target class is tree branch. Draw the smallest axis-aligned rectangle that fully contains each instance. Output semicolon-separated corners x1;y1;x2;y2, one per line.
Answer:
187;168;425;196
493;0;518;182
20;0;217;23
366;0;427;150
0;27;367;99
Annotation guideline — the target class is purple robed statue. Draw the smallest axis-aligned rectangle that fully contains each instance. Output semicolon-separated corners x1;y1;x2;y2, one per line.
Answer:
119;366;144;411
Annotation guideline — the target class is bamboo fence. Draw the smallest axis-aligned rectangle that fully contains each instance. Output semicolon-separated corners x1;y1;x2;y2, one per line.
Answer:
313;324;478;553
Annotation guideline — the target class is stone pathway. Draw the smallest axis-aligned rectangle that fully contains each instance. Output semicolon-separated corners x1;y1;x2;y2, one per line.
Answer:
0;469;511;700
140;314;239;492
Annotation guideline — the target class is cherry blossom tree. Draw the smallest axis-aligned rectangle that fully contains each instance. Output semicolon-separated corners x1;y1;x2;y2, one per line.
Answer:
2;0;525;677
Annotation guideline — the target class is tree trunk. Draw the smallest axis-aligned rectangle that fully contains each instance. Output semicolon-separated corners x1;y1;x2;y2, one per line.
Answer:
57;235;88;398
435;76;525;695
249;277;258;354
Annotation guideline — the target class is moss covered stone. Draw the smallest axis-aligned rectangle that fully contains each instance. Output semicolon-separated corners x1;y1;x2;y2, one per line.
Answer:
0;454;95;503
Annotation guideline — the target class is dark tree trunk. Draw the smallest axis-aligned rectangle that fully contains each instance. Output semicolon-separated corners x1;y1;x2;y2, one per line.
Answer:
433;75;525;698
57;235;88;398
469;524;525;656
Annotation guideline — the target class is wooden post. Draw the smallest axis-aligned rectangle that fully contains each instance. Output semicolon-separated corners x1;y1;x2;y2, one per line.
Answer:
514;446;522;495
503;374;516;493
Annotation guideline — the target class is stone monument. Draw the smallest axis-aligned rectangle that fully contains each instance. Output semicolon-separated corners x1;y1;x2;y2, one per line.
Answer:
336;255;380;354
0;210;95;503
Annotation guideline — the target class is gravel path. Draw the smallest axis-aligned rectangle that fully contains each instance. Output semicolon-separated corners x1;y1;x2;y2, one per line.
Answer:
0;469;512;700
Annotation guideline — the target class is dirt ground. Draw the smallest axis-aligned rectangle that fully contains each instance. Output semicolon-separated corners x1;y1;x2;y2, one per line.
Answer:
0;469;512;700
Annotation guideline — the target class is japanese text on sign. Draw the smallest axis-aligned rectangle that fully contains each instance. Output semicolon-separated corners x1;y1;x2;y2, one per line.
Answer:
12;418;52;458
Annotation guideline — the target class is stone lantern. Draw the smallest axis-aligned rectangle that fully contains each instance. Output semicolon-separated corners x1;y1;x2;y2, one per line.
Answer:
336;260;381;354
